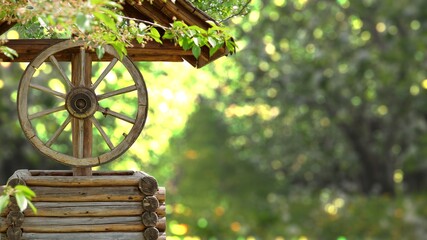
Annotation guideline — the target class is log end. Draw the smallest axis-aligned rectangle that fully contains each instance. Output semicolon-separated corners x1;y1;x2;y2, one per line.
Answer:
143;227;159;240
138;176;159;196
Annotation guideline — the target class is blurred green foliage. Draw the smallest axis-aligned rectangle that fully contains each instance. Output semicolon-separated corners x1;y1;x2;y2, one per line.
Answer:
160;0;427;238
2;0;427;239
208;0;427;196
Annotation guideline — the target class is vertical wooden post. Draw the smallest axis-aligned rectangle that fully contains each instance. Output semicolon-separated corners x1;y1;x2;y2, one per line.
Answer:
71;48;93;176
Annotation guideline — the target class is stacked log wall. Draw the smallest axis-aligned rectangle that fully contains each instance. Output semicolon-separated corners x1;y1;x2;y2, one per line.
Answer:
0;170;166;240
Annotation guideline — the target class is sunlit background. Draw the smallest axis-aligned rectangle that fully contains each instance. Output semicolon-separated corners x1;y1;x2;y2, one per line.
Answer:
2;0;427;239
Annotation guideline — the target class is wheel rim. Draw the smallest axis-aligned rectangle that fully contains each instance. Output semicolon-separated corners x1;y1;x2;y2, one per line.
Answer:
17;40;148;167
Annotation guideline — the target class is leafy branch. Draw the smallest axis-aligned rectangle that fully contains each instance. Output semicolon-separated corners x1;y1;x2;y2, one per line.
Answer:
163;20;237;59
0;0;237;60
0;185;37;214
218;0;251;23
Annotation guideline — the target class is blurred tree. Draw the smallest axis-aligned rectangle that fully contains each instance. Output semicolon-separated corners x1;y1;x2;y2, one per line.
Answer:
188;0;251;23
0;63;66;184
210;0;427;195
165;99;279;238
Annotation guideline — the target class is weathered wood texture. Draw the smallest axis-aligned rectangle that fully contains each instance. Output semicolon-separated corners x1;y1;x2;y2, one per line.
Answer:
0;0;230;68
17;40;149;168
1;39;188;62
0;21;13;35
1;217;166;234
10;170;159;188
71;51;93;176
13;202;166;218
1;170;166;240
1;232;166;240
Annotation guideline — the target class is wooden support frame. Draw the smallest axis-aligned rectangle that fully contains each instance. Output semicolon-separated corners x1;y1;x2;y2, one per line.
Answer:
0;39;190;63
71;49;93;176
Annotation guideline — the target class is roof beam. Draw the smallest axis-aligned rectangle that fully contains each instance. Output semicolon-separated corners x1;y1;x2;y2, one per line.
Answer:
125;0;171;27
0;39;191;63
0;21;16;36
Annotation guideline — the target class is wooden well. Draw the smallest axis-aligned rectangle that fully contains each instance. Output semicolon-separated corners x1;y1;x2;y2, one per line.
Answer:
0;1;231;239
1;170;166;240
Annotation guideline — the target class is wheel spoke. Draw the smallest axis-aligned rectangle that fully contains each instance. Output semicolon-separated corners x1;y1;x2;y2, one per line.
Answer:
97;85;137;100
90;116;114;150
29;105;66;120
49;55;73;88
18;40;148;167
45;116;71;147
79;47;85;87
98;106;136;124
92;58;118;90
30;83;66;98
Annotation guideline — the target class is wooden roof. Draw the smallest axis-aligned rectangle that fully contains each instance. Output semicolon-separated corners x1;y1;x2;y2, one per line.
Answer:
0;0;228;68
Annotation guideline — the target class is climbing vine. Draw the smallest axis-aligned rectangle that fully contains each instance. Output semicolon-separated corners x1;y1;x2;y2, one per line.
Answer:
0;0;237;59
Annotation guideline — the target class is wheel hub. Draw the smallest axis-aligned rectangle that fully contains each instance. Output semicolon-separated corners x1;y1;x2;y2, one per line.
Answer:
66;87;98;119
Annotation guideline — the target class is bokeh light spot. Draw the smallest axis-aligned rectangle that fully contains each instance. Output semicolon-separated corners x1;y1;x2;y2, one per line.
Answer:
197;218;208;228
230;221;241;232
376;22;386;32
421;79;427;89
215;206;225;217
410;20;420;30
394;169;404;183
170;222;188;236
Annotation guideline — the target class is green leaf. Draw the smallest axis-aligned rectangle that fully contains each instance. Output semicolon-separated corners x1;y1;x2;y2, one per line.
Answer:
209;44;222;57
180;37;192;51
15;192;28;212
15;185;36;199
208;26;222;35
0;195;10;213
149;27;162;43
192;45;201;59
150;27;161;38
105;1;123;9
208;36;218;48
110;41;127;60
94;12;117;33
129;25;138;35
225;39;236;54
193;37;201;47
27;201;37;214
187;29;197;37
0;46;18;59
75;12;91;32
136;35;144;44
162;31;174;40
100;7;121;18
96;45;105;59
206;20;217;27
173;21;187;28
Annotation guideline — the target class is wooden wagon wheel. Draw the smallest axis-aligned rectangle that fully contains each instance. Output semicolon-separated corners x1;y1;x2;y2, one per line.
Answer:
17;40;148;167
